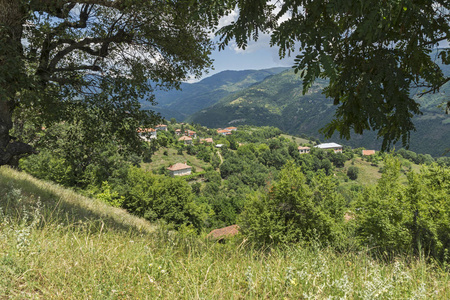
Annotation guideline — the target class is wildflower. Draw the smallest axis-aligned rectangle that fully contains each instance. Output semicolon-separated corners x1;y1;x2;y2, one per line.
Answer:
290;278;297;286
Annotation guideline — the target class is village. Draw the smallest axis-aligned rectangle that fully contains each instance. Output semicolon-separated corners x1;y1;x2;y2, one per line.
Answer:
136;123;377;178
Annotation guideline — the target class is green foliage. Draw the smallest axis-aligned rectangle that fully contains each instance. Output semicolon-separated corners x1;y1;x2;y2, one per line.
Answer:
1;0;229;165
3;166;450;299
405;164;450;260
19;149;74;186
354;156;411;253
123;166;209;230
218;0;449;150
96;182;125;208
239;162;344;245
354;155;450;260
347;166;360;180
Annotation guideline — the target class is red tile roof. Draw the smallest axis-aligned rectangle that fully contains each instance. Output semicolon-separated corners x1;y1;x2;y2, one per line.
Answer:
179;136;192;141
362;150;376;156
137;128;155;133
207;225;240;239
167;163;191;171
201;138;214;143
217;129;231;135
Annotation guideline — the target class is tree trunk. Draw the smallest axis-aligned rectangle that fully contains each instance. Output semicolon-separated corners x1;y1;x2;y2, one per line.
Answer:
0;0;35;166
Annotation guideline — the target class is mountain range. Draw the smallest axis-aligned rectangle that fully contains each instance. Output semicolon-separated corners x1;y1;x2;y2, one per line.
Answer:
145;67;450;157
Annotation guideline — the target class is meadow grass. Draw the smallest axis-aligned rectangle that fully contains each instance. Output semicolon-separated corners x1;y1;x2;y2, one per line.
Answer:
1;166;450;299
142;147;210;173
280;134;310;145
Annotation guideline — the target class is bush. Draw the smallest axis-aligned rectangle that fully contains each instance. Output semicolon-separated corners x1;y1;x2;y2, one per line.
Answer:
347;166;359;180
239;162;344;246
123;166;210;231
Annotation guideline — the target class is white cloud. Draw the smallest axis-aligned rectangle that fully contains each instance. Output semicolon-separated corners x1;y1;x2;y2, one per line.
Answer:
218;9;238;28
229;32;272;54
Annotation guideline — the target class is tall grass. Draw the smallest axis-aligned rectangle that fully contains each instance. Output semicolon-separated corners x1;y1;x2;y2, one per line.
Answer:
1;166;449;299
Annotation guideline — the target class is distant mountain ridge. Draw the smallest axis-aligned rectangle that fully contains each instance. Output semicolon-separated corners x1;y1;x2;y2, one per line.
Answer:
187;69;450;157
140;64;449;157
140;67;289;119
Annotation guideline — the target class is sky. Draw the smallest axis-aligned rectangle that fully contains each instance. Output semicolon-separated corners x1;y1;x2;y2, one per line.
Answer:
197;6;450;82
194;6;296;81
203;36;295;80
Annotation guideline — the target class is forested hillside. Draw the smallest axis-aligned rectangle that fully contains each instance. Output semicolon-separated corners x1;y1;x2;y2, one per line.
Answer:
142;68;288;120
187;69;450;157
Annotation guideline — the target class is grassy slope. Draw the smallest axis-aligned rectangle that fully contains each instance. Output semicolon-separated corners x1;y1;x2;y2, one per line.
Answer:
280;134;310;145
142;146;211;172
2;167;450;299
336;156;423;188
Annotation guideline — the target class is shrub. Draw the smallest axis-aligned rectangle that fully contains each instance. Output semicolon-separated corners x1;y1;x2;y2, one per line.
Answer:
347;166;359;180
239;162;344;246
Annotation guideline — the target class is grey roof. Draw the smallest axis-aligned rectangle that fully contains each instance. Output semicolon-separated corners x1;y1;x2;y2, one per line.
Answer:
315;143;342;149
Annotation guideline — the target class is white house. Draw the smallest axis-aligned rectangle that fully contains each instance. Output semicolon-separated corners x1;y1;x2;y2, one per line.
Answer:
178;136;192;145
167;163;192;177
217;129;231;136
137;128;157;141
155;124;168;131
315;143;343;153
298;146;310;154
186;130;197;138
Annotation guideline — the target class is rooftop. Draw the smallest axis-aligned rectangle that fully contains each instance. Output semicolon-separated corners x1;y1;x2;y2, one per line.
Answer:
178;136;192;141
207;225;239;239
167;163;191;171
137;128;155;133
362;150;376;156
315;143;342;149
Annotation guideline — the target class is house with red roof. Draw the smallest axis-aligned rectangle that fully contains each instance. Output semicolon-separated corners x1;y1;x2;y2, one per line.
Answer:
362;150;376;156
298;146;310;154
137;128;157;141
155;124;168;131
200;138;214;144
167;163;192;177
185;130;197;138
217;129;232;136
178;136;192;145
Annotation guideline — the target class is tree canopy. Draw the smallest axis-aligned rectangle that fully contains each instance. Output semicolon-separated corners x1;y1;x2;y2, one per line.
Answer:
0;0;231;165
218;0;450;149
